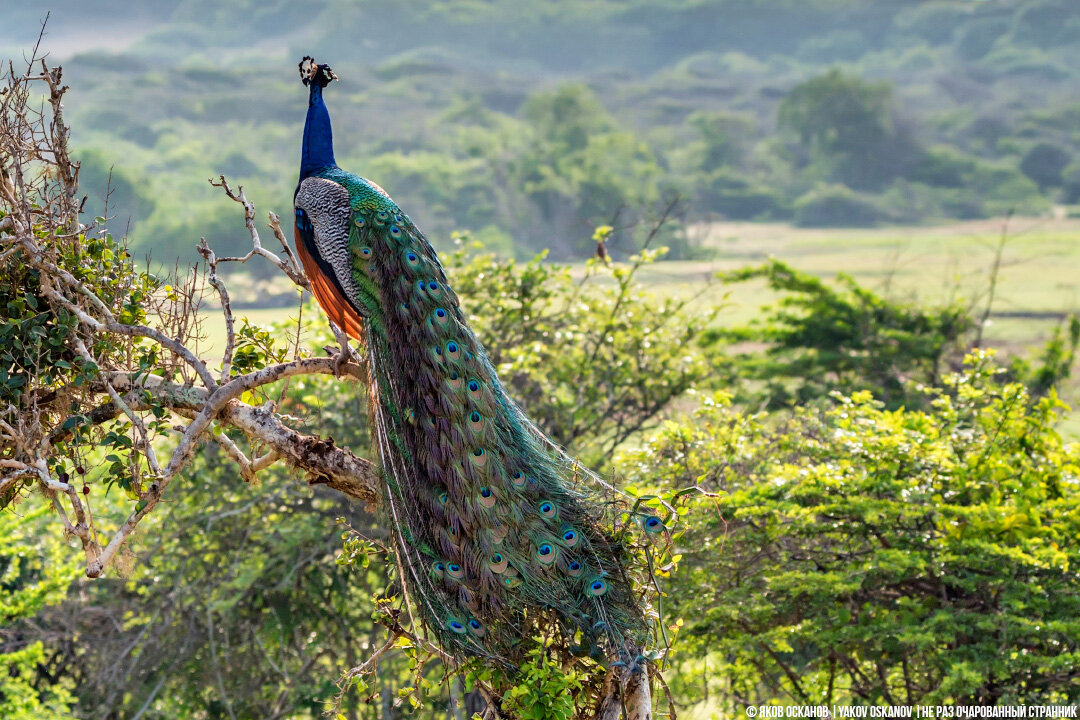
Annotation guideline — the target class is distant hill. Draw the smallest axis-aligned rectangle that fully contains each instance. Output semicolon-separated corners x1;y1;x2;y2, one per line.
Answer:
5;0;1079;263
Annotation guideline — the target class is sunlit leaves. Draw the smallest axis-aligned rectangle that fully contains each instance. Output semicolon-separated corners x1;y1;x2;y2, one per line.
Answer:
620;354;1080;706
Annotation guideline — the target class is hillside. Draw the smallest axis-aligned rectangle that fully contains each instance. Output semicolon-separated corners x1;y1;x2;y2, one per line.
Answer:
4;0;1080;264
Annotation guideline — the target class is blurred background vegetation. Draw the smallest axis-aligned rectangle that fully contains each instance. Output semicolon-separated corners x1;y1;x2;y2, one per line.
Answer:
6;0;1080;263
3;1;1080;718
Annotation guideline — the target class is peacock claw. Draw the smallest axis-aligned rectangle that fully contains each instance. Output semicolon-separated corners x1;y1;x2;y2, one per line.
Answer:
332;348;350;377
320;343;354;376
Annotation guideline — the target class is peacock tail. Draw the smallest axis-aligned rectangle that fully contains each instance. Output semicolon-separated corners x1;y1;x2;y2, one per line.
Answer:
292;58;655;665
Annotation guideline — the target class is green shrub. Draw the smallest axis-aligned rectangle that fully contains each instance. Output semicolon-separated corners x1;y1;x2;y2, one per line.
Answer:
793;184;885;227
1020;141;1073;189
697;168;788;220
622;353;1080;706
0;508;78;719
965;159;1048;215
711;259;973;409
906;145;978;189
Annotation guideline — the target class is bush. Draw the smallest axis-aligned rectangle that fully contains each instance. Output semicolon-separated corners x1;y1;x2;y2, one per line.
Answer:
1062;162;1080;203
966;159;1049;215
906;145;978;188
792;184;885;227
711;260;973;409
697;168;788;220
622;353;1080;706
1020;141;1073;189
0;508;77;719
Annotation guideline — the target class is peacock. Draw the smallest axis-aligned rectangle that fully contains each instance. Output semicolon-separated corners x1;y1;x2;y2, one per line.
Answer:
292;57;657;667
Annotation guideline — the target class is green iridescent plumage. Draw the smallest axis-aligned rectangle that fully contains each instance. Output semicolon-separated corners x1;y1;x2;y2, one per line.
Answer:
296;62;653;666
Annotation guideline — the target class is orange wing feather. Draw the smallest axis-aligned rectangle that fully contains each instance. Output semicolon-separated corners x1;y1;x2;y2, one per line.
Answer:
294;225;367;341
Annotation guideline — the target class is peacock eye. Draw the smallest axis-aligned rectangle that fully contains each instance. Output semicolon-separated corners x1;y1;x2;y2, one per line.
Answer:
470;411;481;423
408;252;417;262
564;530;576;541
472;448;484;457
435;308;446;318
538;544;552;556
417;280;426;292
468;380;480;392
428;281;439;291
359;246;371;258
569;561;581;570
447;341;458;353
586;577;609;596
390;225;402;238
480;487;491;498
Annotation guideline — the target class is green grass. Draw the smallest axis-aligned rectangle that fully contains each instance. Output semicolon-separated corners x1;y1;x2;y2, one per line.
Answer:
198;217;1080;434
651;216;1080;348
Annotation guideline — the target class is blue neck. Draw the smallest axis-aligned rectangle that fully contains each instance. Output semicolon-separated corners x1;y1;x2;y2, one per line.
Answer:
300;84;336;180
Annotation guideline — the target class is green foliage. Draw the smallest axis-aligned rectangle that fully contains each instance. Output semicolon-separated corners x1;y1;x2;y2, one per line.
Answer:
689;111;756;172
698;168;788;220
0;507;78;718
779;69;914;192
25;451;383;719
792;184;885;227
34;0;1080;269
955;18;1010;61
501;643;583;720
1011;315;1080;399
621;353;1080;706
1020;141;1073;190
712;260;973;409
1012;0;1080;48
0;217;168;506
511;85;665;257
76;148;155;232
444;232;723;464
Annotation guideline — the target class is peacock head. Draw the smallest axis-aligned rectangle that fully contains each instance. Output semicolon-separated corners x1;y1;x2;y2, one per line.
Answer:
299;56;337;88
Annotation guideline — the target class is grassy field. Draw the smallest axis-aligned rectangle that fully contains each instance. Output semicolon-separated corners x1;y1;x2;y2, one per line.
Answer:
203;216;1080;347
196;217;1080;433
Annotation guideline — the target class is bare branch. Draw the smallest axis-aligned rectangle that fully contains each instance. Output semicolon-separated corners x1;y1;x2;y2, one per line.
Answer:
208;176;309;288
